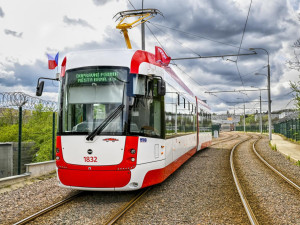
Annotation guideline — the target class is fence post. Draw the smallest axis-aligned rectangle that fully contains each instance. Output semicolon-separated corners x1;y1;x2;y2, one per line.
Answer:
18;106;22;175
52;112;56;160
298;119;300;141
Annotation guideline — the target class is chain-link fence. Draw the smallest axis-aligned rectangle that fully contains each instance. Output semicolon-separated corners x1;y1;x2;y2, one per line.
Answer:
274;118;300;141
0;92;57;176
235;125;269;133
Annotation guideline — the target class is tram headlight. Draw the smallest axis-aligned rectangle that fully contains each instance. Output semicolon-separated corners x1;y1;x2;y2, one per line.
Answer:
56;156;60;160
130;149;136;154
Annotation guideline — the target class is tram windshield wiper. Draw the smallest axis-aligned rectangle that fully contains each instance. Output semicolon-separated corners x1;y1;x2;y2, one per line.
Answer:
86;104;125;141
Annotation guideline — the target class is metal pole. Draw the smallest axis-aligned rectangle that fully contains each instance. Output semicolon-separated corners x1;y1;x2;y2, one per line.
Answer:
259;90;262;134
249;47;272;140
244;103;246;132
18;106;22;175
141;21;145;50
52;112;55;160
267;64;272;140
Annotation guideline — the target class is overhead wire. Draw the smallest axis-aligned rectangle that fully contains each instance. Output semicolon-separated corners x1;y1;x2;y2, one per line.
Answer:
150;22;251;52
127;0;136;10
147;19;251;105
146;23;228;103
149;4;255;103
233;0;253;94
145;23;167;53
236;0;253;62
148;22;201;57
127;0;262;111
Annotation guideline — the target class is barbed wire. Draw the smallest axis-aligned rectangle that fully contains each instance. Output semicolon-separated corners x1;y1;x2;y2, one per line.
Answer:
0;92;58;111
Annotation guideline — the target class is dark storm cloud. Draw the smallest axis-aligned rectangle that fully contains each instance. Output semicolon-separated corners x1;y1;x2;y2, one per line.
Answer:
63;16;94;29
0;7;4;18
0;60;59;93
127;0;296;104
2;0;297;113
0;27;125;94
63;27;128;52
4;29;23;38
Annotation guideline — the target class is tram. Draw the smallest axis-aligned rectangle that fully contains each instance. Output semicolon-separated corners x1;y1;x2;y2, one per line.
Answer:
44;48;212;191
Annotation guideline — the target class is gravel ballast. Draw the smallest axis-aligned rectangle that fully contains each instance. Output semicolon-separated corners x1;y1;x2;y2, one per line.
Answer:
234;135;300;224
1;132;299;224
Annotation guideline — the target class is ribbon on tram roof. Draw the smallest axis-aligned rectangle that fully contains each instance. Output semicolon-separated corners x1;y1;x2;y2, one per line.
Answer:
155;46;171;66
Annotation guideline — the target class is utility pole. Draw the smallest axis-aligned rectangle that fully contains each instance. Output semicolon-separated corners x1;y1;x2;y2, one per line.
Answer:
141;21;145;50
18;106;22;175
267;62;271;139
236;97;246;132
259;89;262;134
142;0;145;50
250;47;272;140
243;103;246;132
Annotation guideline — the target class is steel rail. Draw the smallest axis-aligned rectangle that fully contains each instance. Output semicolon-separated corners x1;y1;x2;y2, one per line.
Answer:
104;187;151;225
230;136;260;225
253;138;300;192
13;191;83;225
211;134;240;146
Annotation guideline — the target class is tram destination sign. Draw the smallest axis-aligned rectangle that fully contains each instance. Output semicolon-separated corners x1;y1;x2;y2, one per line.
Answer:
75;71;119;84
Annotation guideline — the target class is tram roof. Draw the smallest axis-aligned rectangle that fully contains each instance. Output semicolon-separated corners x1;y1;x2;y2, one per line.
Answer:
64;49;210;110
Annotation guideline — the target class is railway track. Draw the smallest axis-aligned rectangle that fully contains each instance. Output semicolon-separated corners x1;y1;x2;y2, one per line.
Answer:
13;187;150;225
9;133;299;224
230;135;259;225
252;138;300;192
230;135;300;225
211;132;240;146
13;191;83;225
104;187;151;225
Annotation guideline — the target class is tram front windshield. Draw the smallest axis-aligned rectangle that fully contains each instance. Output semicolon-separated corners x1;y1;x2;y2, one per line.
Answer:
62;67;128;135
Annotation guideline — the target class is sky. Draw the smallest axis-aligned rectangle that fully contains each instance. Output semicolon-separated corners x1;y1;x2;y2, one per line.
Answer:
0;0;300;115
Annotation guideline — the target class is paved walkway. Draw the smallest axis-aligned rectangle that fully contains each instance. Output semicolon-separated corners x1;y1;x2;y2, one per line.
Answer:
271;133;300;162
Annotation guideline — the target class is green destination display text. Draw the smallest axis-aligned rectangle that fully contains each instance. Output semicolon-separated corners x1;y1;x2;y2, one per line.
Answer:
76;71;118;83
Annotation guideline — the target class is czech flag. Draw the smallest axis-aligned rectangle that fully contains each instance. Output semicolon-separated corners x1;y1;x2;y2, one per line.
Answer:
155;46;171;66
47;52;59;70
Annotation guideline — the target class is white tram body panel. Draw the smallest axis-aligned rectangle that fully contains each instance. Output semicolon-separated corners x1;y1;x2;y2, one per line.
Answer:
61;136;126;166
56;49;212;191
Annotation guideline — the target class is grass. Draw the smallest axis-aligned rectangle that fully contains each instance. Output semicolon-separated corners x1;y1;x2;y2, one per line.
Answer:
296;160;300;167
269;141;277;151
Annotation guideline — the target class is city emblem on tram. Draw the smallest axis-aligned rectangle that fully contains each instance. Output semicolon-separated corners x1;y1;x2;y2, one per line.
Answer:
103;138;119;142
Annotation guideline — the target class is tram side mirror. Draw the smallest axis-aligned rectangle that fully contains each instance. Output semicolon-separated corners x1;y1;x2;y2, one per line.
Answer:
36;81;44;96
157;79;166;96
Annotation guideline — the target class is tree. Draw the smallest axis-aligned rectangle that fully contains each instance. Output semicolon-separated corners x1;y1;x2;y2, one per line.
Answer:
288;39;300;111
287;39;300;71
290;76;300;111
0;104;56;162
0;108;18;126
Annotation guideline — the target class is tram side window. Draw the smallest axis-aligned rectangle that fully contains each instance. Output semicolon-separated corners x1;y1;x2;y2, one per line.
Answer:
165;91;176;137
185;102;195;132
198;108;204;132
207;112;212;129
200;110;212;132
177;96;185;134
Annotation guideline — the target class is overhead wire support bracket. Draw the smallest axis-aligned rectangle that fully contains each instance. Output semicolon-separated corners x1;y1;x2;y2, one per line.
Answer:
114;9;163;49
171;52;257;60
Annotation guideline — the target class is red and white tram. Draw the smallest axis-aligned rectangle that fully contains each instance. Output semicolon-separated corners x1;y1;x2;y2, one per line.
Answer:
54;49;212;191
